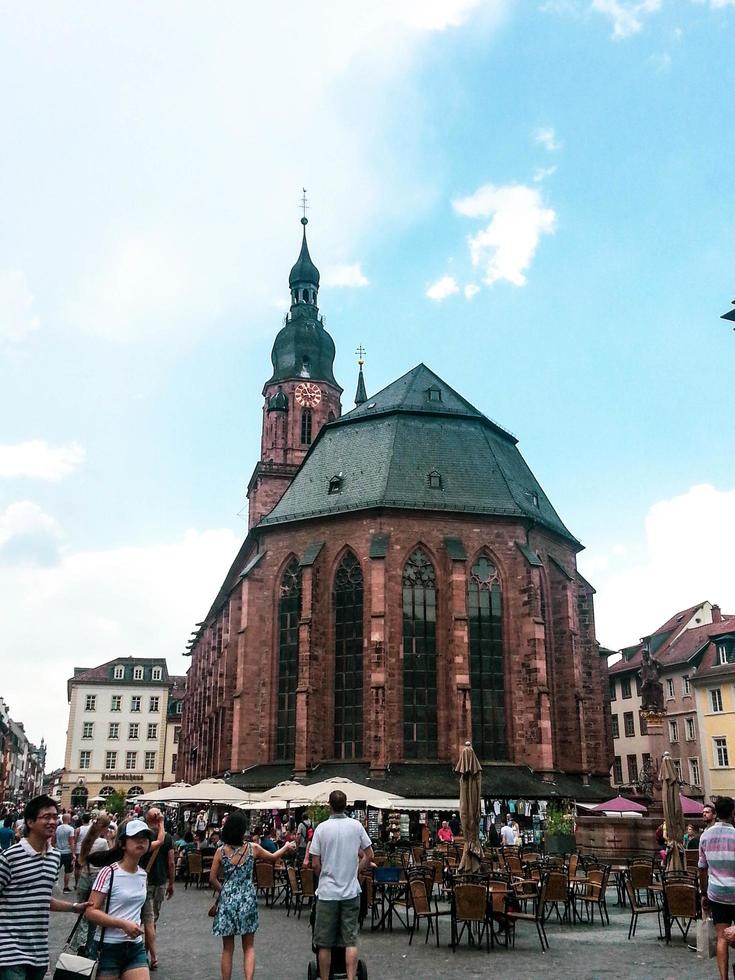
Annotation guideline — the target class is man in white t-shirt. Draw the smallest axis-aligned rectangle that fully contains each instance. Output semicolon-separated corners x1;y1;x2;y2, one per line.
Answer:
500;821;516;846
309;791;373;980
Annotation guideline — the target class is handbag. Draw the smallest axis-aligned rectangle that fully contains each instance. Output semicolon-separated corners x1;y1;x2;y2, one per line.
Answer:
53;868;114;980
696;916;717;959
208;896;220;917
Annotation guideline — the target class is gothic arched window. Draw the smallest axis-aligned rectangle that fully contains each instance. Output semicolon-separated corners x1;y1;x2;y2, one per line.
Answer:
468;555;506;760
301;409;312;445
276;558;301;760
402;548;437;759
333;552;364;759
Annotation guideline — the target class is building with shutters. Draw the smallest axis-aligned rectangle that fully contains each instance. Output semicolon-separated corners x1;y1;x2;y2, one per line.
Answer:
178;219;612;802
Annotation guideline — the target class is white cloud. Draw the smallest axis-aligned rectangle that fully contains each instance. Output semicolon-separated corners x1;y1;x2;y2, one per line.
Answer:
453;183;557;287
0;501;62;566
321;263;370;288
0;440;86;481
464;283;480;299
0;270;40;344
579;484;735;649
591;0;661;40
0;525;242;766
426;275;460;300
649;52;672;72
533;165;558;183
534;127;562;152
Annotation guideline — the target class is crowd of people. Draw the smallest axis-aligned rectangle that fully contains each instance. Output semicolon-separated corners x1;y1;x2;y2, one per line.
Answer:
0;791;372;980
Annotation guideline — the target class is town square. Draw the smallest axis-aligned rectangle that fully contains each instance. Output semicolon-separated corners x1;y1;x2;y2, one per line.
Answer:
1;2;734;979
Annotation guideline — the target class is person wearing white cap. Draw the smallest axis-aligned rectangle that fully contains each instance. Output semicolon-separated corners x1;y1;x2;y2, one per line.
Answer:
85;819;153;980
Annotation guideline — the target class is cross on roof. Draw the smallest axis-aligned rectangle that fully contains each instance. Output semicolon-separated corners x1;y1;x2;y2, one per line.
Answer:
355;345;366;366
300;188;309;221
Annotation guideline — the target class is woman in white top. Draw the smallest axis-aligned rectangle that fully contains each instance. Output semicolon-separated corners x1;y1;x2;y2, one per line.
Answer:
86;819;153;980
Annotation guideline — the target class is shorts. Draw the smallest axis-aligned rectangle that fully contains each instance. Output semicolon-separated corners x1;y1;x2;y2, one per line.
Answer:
313;897;361;949
142;884;166;924
710;901;735;926
0;967;47;980
59;852;73;872
95;940;148;975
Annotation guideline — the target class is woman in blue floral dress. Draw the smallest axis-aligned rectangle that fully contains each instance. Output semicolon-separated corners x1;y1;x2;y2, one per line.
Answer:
209;813;296;980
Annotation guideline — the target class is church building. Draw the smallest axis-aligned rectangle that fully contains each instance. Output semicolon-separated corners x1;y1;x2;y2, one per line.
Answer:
178;218;612;801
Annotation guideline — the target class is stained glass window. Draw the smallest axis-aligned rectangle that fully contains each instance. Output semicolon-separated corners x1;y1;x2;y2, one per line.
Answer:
468;556;506;760
402;548;437;758
334;552;364;759
276;558;301;759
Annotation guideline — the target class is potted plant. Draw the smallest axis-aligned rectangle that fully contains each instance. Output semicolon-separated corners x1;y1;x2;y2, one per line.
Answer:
544;805;575;855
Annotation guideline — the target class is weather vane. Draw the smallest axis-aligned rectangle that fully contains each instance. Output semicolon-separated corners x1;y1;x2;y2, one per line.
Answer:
300;188;309;224
356;345;366;367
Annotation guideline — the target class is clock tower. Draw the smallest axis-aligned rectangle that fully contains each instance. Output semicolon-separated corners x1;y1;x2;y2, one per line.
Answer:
247;217;343;528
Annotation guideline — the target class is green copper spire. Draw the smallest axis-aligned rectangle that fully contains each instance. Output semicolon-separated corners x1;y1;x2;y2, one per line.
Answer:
354;346;367;406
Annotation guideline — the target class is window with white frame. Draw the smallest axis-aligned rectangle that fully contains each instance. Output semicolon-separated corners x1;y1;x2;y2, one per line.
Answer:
129;723;139;740
84;695;96;711
131;696;141;712
689;758;701;785
105;751;117;770
144;751;156;771
621;677;632;699
109;723;119;739
669;720;679;742
111;695;122;712
147;723;158;740
175;701;183;715
133;666;144;680
152;667;162;681
82;722;93;739
125;751;137;770
714;737;729;768
173;726;181;744
149;697;160;713
673;758;682;781
683;675;691;696
113;665;124;679
711;689;724;713
666;678;675;699
685;717;695;741
79;750;91;769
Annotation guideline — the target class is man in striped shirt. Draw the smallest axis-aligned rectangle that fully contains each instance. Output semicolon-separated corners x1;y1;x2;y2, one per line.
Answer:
699;796;735;980
0;795;87;980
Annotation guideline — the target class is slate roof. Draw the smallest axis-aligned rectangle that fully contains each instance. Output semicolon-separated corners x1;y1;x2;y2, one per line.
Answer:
229;761;611;802
259;364;580;547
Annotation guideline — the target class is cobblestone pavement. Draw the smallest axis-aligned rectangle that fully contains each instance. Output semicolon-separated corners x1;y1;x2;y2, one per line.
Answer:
47;879;718;980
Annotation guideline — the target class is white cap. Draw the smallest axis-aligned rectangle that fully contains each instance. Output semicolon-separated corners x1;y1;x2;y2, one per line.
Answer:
121;818;152;838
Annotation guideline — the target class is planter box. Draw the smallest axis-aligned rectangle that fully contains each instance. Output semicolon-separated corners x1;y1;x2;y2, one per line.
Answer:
545;833;576;854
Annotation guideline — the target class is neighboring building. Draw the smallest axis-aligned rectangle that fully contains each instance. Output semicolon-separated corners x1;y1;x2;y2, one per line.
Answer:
61;658;177;809
691;617;735;800
0;698;45;806
608;601;732;799
179;219;612;804
162;676;185;785
43;768;64;805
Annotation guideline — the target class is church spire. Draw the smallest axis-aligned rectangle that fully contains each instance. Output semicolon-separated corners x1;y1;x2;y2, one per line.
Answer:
354;346;367;406
288;196;320;307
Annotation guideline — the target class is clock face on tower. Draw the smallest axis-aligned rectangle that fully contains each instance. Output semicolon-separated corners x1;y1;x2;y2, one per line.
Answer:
295;382;322;408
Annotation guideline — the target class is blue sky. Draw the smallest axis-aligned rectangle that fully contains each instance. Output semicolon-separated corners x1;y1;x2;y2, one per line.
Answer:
1;1;734;767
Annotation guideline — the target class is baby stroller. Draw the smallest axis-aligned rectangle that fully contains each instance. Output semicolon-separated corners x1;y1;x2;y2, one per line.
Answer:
306;902;368;979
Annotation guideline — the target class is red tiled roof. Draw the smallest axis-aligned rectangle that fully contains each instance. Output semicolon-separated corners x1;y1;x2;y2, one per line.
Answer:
608;609;735;676
651;601;708;637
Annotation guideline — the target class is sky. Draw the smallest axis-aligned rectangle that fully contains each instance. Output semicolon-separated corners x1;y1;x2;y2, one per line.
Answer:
1;1;734;770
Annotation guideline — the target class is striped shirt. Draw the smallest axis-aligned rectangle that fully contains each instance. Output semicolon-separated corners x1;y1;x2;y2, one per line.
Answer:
699;821;735;904
0;838;60;967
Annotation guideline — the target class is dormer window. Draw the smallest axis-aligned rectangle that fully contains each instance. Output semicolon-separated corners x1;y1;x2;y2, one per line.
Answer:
113;665;124;680
426;386;442;403
718;642;735;665
152;666;162;681
530;491;539;508
427;469;442;490
133;666;143;680
328;473;343;495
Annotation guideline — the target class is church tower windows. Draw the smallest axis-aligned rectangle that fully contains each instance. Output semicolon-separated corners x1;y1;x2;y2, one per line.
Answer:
468;555;506;760
333;552;364;760
300;409;312;445
402;548;438;759
276;558;301;760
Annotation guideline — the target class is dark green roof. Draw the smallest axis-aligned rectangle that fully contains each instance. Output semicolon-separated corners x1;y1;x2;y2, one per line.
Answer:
289;222;320;287
259;364;580;547
266;306;339;387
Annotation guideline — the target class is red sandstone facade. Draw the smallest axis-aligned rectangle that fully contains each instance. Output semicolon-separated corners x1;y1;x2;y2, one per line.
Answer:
178;225;612;792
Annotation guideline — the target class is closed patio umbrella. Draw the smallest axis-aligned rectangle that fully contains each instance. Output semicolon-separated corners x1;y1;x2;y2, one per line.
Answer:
660;752;685;871
455;741;482;874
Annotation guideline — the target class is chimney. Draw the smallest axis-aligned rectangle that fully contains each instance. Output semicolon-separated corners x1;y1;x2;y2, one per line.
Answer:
713;604;722;624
